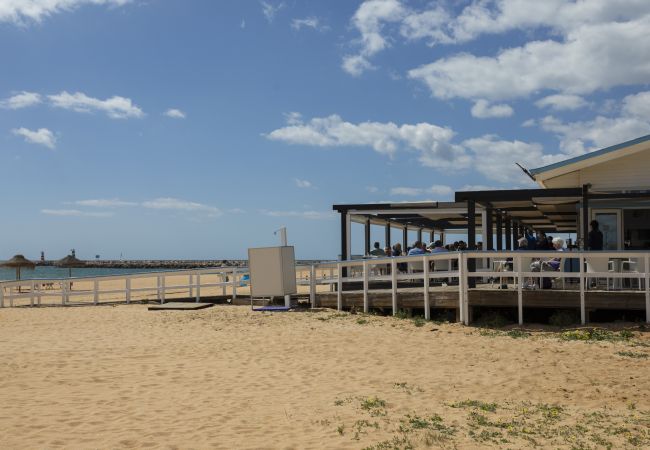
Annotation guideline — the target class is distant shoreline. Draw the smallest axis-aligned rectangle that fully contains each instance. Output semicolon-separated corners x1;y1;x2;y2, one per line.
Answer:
35;259;326;269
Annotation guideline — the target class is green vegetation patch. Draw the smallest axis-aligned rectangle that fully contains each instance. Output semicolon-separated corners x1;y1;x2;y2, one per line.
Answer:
616;350;649;359
560;328;635;342
450;399;499;412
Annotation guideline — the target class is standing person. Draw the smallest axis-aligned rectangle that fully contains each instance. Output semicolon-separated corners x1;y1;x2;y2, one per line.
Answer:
369;242;386;256
525;229;537;250
588;220;604;250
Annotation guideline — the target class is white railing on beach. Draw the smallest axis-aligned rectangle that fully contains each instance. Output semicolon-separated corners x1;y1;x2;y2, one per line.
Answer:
2;251;649;326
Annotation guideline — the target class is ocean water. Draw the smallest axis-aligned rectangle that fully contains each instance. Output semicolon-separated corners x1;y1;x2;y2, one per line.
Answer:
0;266;174;282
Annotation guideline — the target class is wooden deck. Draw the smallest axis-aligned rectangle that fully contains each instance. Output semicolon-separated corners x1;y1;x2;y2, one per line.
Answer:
315;285;647;316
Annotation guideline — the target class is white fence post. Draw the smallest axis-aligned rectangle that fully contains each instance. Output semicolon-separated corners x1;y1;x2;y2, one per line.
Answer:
457;254;464;324
362;260;369;314
646;253;649;324
195;274;201;302
232;269;238;301
126;278;131;304
423;255;430;320
516;255;523;325
579;253;586;325
391;259;397;315
222;274;227;296
189;274;194;298
337;263;343;311
463;253;469;325
309;265;316;308
93;280;99;305
63;282;69;305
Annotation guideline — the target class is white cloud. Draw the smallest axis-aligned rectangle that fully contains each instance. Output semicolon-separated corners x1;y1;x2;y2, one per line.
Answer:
390;184;453;198
48;91;144;119
260;209;335;220
365;186;379;193
260;1;284;23
41;209;113;218
266;113;470;170
342;0;406;76
408;15;650;101
535;94;588;111
291;17;327;31
341;55;374;77
141;198;222;217
0;0;131;24
12;127;56;149
459;184;504;192
346;0;650;84
74;199;138;208
240;19;246;29
470;99;514;118
532;90;650;155
622;91;650;118
390;187;422;196
284;111;302;125
164;108;186;119
0;91;41;109
462;135;564;184
228;208;246;214
294;178;313;189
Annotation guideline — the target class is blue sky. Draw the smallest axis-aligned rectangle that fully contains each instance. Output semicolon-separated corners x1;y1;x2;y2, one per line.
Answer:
1;0;649;260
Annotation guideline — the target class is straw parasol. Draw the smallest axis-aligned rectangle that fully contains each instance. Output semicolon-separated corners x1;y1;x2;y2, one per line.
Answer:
1;254;36;281
55;254;86;277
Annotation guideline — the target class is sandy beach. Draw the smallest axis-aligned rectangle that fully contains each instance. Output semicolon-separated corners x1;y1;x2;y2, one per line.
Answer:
1;305;649;449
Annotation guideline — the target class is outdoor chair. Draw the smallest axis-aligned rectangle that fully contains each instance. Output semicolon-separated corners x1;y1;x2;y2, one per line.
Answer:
518;256;542;289
432;259;452;285
621;258;645;290
585;258;613;290
407;258;425;282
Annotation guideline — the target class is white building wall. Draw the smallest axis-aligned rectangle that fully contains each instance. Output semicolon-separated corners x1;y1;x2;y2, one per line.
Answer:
542;149;650;190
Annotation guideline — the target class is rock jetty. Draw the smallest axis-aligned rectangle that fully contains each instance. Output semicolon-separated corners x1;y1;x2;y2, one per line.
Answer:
36;259;326;269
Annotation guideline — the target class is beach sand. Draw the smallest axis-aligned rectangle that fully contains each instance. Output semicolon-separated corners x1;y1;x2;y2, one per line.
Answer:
0;305;648;449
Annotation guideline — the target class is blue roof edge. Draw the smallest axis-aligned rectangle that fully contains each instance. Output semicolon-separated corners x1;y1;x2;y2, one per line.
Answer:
529;133;650;176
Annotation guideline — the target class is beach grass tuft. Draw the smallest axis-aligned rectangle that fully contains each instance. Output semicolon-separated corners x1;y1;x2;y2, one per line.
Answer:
616;350;649;359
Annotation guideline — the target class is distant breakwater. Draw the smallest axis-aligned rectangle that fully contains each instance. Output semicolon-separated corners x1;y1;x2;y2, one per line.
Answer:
36;259;326;269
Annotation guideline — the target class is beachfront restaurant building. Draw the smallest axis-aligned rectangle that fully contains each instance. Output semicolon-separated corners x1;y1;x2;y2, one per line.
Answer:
335;134;650;259
329;134;650;323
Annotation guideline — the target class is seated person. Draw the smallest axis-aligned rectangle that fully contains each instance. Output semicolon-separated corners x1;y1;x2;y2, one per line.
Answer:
407;241;425;256
429;240;448;253
543;237;565;271
369;241;386;256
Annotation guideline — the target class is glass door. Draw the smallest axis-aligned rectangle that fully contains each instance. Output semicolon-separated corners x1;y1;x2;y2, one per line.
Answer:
592;210;622;250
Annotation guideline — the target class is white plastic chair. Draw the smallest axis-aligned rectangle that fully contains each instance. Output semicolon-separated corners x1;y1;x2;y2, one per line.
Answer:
517;256;542;289
585;258;612;290
622;258;645;290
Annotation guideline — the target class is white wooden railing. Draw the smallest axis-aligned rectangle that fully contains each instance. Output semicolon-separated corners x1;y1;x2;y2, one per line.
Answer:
2;251;649;326
0;266;244;308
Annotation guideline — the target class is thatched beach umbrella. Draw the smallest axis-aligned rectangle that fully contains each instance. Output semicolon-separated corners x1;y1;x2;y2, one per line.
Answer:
1;254;36;281
55;254;86;277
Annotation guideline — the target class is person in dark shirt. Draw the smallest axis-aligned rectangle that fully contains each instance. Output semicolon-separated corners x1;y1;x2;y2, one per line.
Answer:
588;220;604;250
369;241;386;256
